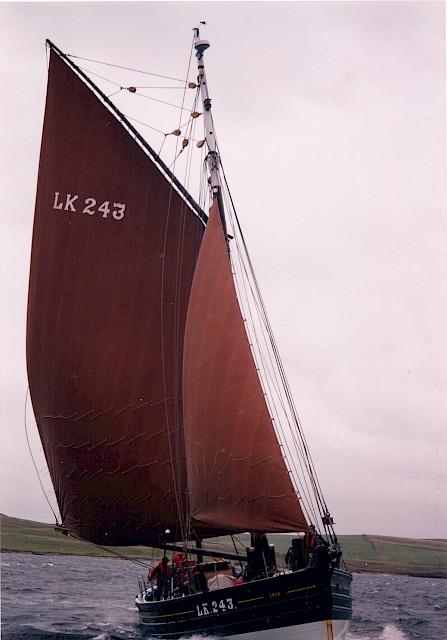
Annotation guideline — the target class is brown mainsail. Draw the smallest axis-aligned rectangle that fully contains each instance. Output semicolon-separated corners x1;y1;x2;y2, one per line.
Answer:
26;48;205;546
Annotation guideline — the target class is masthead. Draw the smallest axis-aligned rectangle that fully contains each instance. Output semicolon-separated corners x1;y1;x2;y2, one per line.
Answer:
193;32;220;196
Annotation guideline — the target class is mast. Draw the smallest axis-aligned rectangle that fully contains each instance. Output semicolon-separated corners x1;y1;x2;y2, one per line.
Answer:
194;28;226;229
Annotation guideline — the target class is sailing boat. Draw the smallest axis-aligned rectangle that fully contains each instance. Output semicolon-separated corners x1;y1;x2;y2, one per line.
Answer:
27;29;352;640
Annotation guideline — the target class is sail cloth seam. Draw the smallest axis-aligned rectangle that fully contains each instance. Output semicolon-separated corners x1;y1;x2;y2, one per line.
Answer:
72;442;89;449
249;456;272;467
106;436;126;446
92;407;114;420
72;410;95;422
45;41;207;227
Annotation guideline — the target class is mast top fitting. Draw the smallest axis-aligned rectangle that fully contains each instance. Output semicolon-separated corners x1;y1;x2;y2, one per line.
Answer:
195;40;210;57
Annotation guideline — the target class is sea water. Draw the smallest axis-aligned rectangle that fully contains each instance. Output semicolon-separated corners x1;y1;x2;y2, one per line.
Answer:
1;553;445;639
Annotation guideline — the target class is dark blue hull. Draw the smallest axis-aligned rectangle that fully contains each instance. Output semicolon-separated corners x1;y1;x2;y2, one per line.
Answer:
136;567;352;639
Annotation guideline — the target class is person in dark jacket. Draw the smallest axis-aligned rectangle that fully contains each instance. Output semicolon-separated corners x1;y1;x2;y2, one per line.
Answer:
285;538;306;571
253;532;270;576
303;524;328;566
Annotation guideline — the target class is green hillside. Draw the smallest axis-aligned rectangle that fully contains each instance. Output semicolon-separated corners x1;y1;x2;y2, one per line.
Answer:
1;514;445;578
0;514;150;559
335;534;446;577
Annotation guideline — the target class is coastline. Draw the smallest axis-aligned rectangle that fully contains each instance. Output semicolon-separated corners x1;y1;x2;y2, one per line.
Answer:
2;514;446;578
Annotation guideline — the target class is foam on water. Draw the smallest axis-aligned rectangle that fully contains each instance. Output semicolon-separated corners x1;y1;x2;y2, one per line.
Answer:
179;632;409;640
379;626;409;640
179;636;217;640
348;625;410;640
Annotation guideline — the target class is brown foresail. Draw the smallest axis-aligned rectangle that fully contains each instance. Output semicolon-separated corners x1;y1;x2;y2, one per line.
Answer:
183;200;308;535
26;48;204;545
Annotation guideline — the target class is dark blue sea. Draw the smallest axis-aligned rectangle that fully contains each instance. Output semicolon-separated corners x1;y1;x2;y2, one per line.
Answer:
1;553;445;639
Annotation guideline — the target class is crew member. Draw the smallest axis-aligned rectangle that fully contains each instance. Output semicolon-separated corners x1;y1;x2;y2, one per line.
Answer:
303;524;323;564
304;524;317;549
303;524;329;565
172;551;187;596
285;538;306;571
252;532;270;577
150;556;171;600
190;563;208;593
172;551;186;566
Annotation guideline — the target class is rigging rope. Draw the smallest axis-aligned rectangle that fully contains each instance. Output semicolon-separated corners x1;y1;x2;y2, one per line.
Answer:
54;526;154;569
123;91;194;111
73;57;202;134
75;65;123;88
122;114;167;137
24;387;60;525
67;54;188;83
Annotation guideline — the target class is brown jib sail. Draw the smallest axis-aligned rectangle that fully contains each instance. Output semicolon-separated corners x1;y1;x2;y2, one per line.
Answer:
26;46;205;546
183;201;307;535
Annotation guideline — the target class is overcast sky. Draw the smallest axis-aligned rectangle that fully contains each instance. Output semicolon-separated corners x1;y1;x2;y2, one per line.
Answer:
1;1;445;540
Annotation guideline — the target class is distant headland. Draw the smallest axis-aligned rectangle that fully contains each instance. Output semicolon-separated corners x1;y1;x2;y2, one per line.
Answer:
1;514;445;578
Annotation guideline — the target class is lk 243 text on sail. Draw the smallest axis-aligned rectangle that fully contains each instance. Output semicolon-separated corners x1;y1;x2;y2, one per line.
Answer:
52;192;126;220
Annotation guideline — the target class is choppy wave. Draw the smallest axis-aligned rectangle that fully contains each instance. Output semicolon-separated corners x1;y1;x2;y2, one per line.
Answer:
347;624;411;640
1;554;445;639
